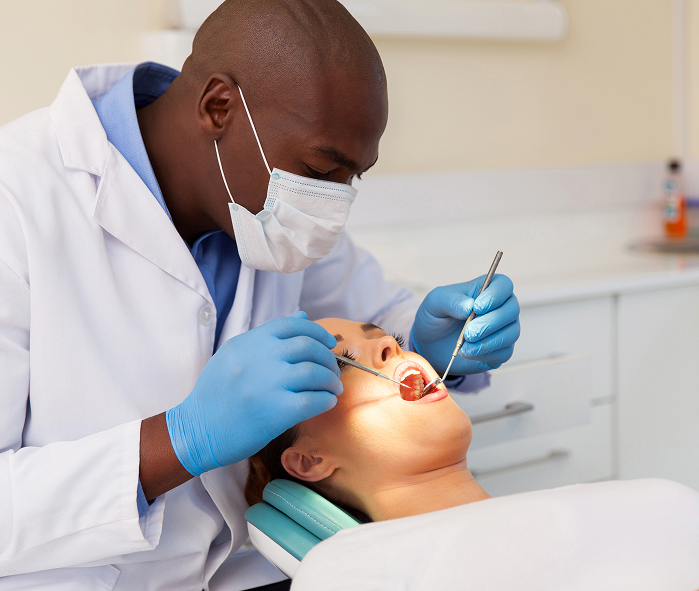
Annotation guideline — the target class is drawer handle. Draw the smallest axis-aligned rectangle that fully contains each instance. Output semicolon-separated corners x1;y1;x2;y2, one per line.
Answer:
471;449;570;479
471;401;534;424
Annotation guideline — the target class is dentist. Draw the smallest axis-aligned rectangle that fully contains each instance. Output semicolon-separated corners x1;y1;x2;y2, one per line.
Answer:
0;0;519;588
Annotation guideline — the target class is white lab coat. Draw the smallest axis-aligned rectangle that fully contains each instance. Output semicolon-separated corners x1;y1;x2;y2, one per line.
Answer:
0;64;418;589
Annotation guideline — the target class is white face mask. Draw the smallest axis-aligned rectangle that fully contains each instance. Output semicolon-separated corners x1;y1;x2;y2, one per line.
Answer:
214;86;358;274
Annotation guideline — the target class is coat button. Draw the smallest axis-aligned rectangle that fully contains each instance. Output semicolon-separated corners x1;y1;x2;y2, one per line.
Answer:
199;305;213;326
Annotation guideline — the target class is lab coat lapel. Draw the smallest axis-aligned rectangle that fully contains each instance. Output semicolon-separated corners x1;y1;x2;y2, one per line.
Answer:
50;68;111;177
215;265;255;346
49;65;212;303
93;144;213;303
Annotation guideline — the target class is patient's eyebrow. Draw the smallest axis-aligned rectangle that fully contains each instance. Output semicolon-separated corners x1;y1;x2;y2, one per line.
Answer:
334;333;344;342
360;323;384;334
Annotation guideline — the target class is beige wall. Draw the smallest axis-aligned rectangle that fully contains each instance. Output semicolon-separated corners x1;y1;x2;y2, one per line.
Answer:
0;0;165;126
688;0;699;162
0;0;676;174
374;0;673;174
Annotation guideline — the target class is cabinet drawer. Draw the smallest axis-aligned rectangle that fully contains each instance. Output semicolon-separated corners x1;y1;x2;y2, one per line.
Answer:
513;297;614;402
454;354;592;449
469;404;613;497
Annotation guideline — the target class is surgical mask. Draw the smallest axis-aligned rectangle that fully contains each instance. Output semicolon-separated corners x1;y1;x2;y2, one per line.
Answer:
214;86;358;274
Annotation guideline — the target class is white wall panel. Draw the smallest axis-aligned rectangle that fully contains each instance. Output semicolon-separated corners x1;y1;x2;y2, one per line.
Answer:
617;284;699;491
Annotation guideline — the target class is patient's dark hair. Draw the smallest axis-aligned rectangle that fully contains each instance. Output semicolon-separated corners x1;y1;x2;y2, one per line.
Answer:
245;426;372;523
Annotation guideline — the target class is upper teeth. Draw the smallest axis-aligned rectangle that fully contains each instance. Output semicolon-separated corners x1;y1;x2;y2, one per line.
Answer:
403;369;421;378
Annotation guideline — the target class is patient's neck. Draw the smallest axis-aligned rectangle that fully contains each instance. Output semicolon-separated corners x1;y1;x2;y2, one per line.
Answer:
365;460;490;521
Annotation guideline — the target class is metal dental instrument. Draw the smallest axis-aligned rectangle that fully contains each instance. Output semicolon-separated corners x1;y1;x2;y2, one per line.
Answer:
421;250;504;396
334;353;410;389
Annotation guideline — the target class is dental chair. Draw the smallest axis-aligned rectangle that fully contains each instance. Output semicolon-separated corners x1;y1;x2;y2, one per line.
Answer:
244;479;360;578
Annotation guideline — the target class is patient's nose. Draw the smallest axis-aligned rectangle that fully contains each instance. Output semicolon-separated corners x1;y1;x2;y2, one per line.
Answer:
372;335;400;369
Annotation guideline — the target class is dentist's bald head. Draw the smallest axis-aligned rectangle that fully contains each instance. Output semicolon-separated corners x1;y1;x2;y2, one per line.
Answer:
139;0;387;244
184;0;386;97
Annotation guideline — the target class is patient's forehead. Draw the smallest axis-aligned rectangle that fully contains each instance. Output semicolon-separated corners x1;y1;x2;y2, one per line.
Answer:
315;318;385;342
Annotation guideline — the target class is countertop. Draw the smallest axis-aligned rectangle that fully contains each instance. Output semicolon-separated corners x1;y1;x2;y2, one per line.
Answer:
347;205;699;307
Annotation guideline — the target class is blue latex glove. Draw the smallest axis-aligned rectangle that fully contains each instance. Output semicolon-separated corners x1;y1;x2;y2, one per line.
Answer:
411;275;520;376
166;311;342;476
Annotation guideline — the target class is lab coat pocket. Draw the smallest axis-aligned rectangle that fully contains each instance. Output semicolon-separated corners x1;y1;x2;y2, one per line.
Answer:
0;564;120;590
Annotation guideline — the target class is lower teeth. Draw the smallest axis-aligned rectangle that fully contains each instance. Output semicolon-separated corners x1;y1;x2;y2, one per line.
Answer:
414;376;424;400
400;372;426;401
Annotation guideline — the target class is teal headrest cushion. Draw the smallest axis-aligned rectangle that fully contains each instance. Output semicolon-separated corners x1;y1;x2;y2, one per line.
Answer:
245;502;322;561
262;479;360;541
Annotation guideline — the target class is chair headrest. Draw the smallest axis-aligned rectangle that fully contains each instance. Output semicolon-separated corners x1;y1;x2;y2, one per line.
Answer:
262;479;360;540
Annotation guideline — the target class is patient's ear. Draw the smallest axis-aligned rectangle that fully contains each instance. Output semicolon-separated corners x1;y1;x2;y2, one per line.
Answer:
281;442;336;482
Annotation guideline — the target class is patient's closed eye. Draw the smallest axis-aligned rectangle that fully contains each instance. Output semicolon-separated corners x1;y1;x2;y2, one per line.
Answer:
336;349;356;372
392;334;406;348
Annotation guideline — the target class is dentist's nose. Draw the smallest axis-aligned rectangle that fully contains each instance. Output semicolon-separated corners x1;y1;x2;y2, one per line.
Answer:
372;335;400;370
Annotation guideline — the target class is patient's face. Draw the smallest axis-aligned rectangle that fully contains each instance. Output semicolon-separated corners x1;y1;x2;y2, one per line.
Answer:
292;318;472;503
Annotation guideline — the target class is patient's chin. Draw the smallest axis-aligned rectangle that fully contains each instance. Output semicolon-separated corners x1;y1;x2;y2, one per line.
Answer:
450;417;473;458
436;409;473;465
408;413;472;476
440;402;473;449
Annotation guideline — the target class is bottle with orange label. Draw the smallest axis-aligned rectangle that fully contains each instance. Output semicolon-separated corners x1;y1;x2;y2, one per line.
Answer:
663;159;687;239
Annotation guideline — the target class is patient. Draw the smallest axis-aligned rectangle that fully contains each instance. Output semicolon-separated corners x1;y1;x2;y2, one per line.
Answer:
247;319;699;588
245;318;490;522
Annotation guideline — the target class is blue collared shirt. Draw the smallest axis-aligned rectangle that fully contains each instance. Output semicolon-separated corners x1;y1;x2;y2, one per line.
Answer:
92;62;242;515
92;62;241;352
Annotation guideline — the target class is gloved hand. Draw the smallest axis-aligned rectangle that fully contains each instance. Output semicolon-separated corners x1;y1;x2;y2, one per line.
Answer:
166;311;342;476
411;275;520;376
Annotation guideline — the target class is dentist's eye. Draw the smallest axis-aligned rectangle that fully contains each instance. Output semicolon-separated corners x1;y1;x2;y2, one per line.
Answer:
307;166;331;180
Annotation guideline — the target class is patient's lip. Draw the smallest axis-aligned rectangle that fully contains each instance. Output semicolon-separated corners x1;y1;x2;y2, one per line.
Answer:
412;388;448;404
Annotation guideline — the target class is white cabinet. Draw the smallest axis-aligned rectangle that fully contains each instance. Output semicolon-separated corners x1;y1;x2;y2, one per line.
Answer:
470;404;613;497
458;296;615;496
463;354;592;449
617;284;699;491
458;283;699;497
508;297;615;403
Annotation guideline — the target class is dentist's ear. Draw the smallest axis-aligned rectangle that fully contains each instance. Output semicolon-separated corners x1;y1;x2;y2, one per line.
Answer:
281;443;337;482
195;73;240;140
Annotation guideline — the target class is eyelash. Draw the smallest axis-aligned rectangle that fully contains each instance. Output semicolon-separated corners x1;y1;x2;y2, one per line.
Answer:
335;335;405;372
307;166;330;180
336;348;356;372
392;333;406;348
307;162;364;183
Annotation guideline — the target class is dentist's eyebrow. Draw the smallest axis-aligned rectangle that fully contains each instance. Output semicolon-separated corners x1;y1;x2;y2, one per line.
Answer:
311;146;378;174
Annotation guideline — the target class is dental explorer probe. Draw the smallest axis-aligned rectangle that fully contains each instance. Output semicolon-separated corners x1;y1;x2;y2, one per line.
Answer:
421;250;504;397
333;353;410;389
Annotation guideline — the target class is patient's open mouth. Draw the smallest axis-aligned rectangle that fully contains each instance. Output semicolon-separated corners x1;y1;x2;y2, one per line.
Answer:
400;370;425;400
394;361;432;401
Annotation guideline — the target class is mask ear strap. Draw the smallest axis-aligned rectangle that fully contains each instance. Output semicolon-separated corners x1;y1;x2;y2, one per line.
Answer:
237;85;272;176
214;139;236;205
